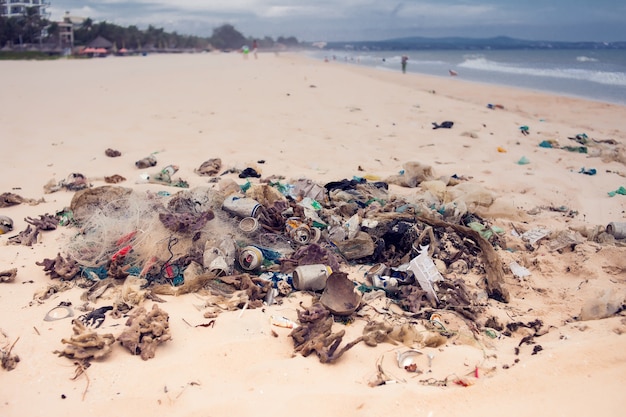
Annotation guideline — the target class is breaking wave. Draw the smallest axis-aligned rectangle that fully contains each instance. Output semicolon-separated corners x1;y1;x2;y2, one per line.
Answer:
458;57;626;87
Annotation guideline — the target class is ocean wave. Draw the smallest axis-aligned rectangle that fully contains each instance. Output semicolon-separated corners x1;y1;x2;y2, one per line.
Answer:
576;56;599;62
458;57;626;87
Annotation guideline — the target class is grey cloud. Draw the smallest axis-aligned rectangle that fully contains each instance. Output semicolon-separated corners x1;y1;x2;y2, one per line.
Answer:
48;1;626;42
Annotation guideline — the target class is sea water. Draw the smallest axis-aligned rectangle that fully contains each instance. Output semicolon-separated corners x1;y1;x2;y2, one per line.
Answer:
306;49;626;105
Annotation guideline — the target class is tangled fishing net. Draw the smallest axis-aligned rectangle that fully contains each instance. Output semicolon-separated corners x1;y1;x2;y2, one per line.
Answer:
64;186;248;276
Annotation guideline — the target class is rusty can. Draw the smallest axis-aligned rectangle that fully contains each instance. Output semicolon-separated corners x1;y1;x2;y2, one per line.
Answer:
285;218;312;245
238;246;264;271
239;217;260;234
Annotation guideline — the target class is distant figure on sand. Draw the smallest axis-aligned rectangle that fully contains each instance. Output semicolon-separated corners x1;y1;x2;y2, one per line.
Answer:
252;40;258;59
401;55;408;73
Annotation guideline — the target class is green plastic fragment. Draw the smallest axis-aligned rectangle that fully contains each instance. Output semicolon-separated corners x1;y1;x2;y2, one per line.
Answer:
608;186;626;197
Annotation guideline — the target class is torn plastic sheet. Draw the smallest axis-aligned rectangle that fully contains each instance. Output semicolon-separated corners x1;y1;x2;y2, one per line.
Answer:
407;245;443;303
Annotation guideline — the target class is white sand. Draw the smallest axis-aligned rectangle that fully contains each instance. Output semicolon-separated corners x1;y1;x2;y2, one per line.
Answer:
0;52;625;417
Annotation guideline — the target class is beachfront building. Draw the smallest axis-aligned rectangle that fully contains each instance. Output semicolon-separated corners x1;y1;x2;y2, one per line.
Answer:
58;19;73;48
0;0;50;19
56;12;86;48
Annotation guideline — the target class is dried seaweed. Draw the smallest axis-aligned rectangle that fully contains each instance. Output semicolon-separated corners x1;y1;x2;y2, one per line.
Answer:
36;253;80;280
107;257;130;280
54;320;115;360
117;304;171;360
159;210;214;234
104;174;126;184
27;214;59;230
289;303;363;363
7;224;39;246
280;243;343;274
7;214;59;246
219;273;270;308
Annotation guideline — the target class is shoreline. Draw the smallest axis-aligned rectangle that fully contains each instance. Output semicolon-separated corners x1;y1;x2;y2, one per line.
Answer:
303;49;626;107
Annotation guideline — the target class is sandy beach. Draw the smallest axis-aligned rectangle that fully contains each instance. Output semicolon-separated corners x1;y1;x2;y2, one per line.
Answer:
0;52;625;417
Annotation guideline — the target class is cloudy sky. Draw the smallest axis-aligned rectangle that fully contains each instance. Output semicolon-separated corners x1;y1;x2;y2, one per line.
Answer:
48;1;626;42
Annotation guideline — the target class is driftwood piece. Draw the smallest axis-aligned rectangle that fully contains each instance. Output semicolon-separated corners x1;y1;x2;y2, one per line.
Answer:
117;304;171;360
417;215;510;303
54;320;115;360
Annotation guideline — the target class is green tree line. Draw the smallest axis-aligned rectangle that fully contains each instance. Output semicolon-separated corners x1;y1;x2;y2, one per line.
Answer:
0;8;300;50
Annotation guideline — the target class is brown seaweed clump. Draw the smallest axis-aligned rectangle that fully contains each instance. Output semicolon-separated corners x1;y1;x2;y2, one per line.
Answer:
8;214;60;246
54;320;115;360
117;304;171;360
290;303;365;363
104;174;126;184
36;253;80;280
159;210;214;234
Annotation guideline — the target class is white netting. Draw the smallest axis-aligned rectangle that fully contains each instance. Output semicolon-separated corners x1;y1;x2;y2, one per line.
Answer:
64;187;258;270
65;192;165;268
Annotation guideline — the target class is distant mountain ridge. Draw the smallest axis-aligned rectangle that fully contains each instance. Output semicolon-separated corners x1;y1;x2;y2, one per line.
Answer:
324;36;625;50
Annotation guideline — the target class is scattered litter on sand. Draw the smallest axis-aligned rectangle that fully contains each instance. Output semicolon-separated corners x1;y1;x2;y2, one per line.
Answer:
2;152;624;395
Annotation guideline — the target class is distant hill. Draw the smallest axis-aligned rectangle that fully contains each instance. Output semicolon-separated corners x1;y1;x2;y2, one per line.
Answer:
323;36;625;50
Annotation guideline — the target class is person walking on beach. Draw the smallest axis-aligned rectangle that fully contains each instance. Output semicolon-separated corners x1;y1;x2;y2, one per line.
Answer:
252;40;258;59
401;55;408;73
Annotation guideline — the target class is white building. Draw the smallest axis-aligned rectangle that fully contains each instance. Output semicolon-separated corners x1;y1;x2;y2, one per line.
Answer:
0;0;50;19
